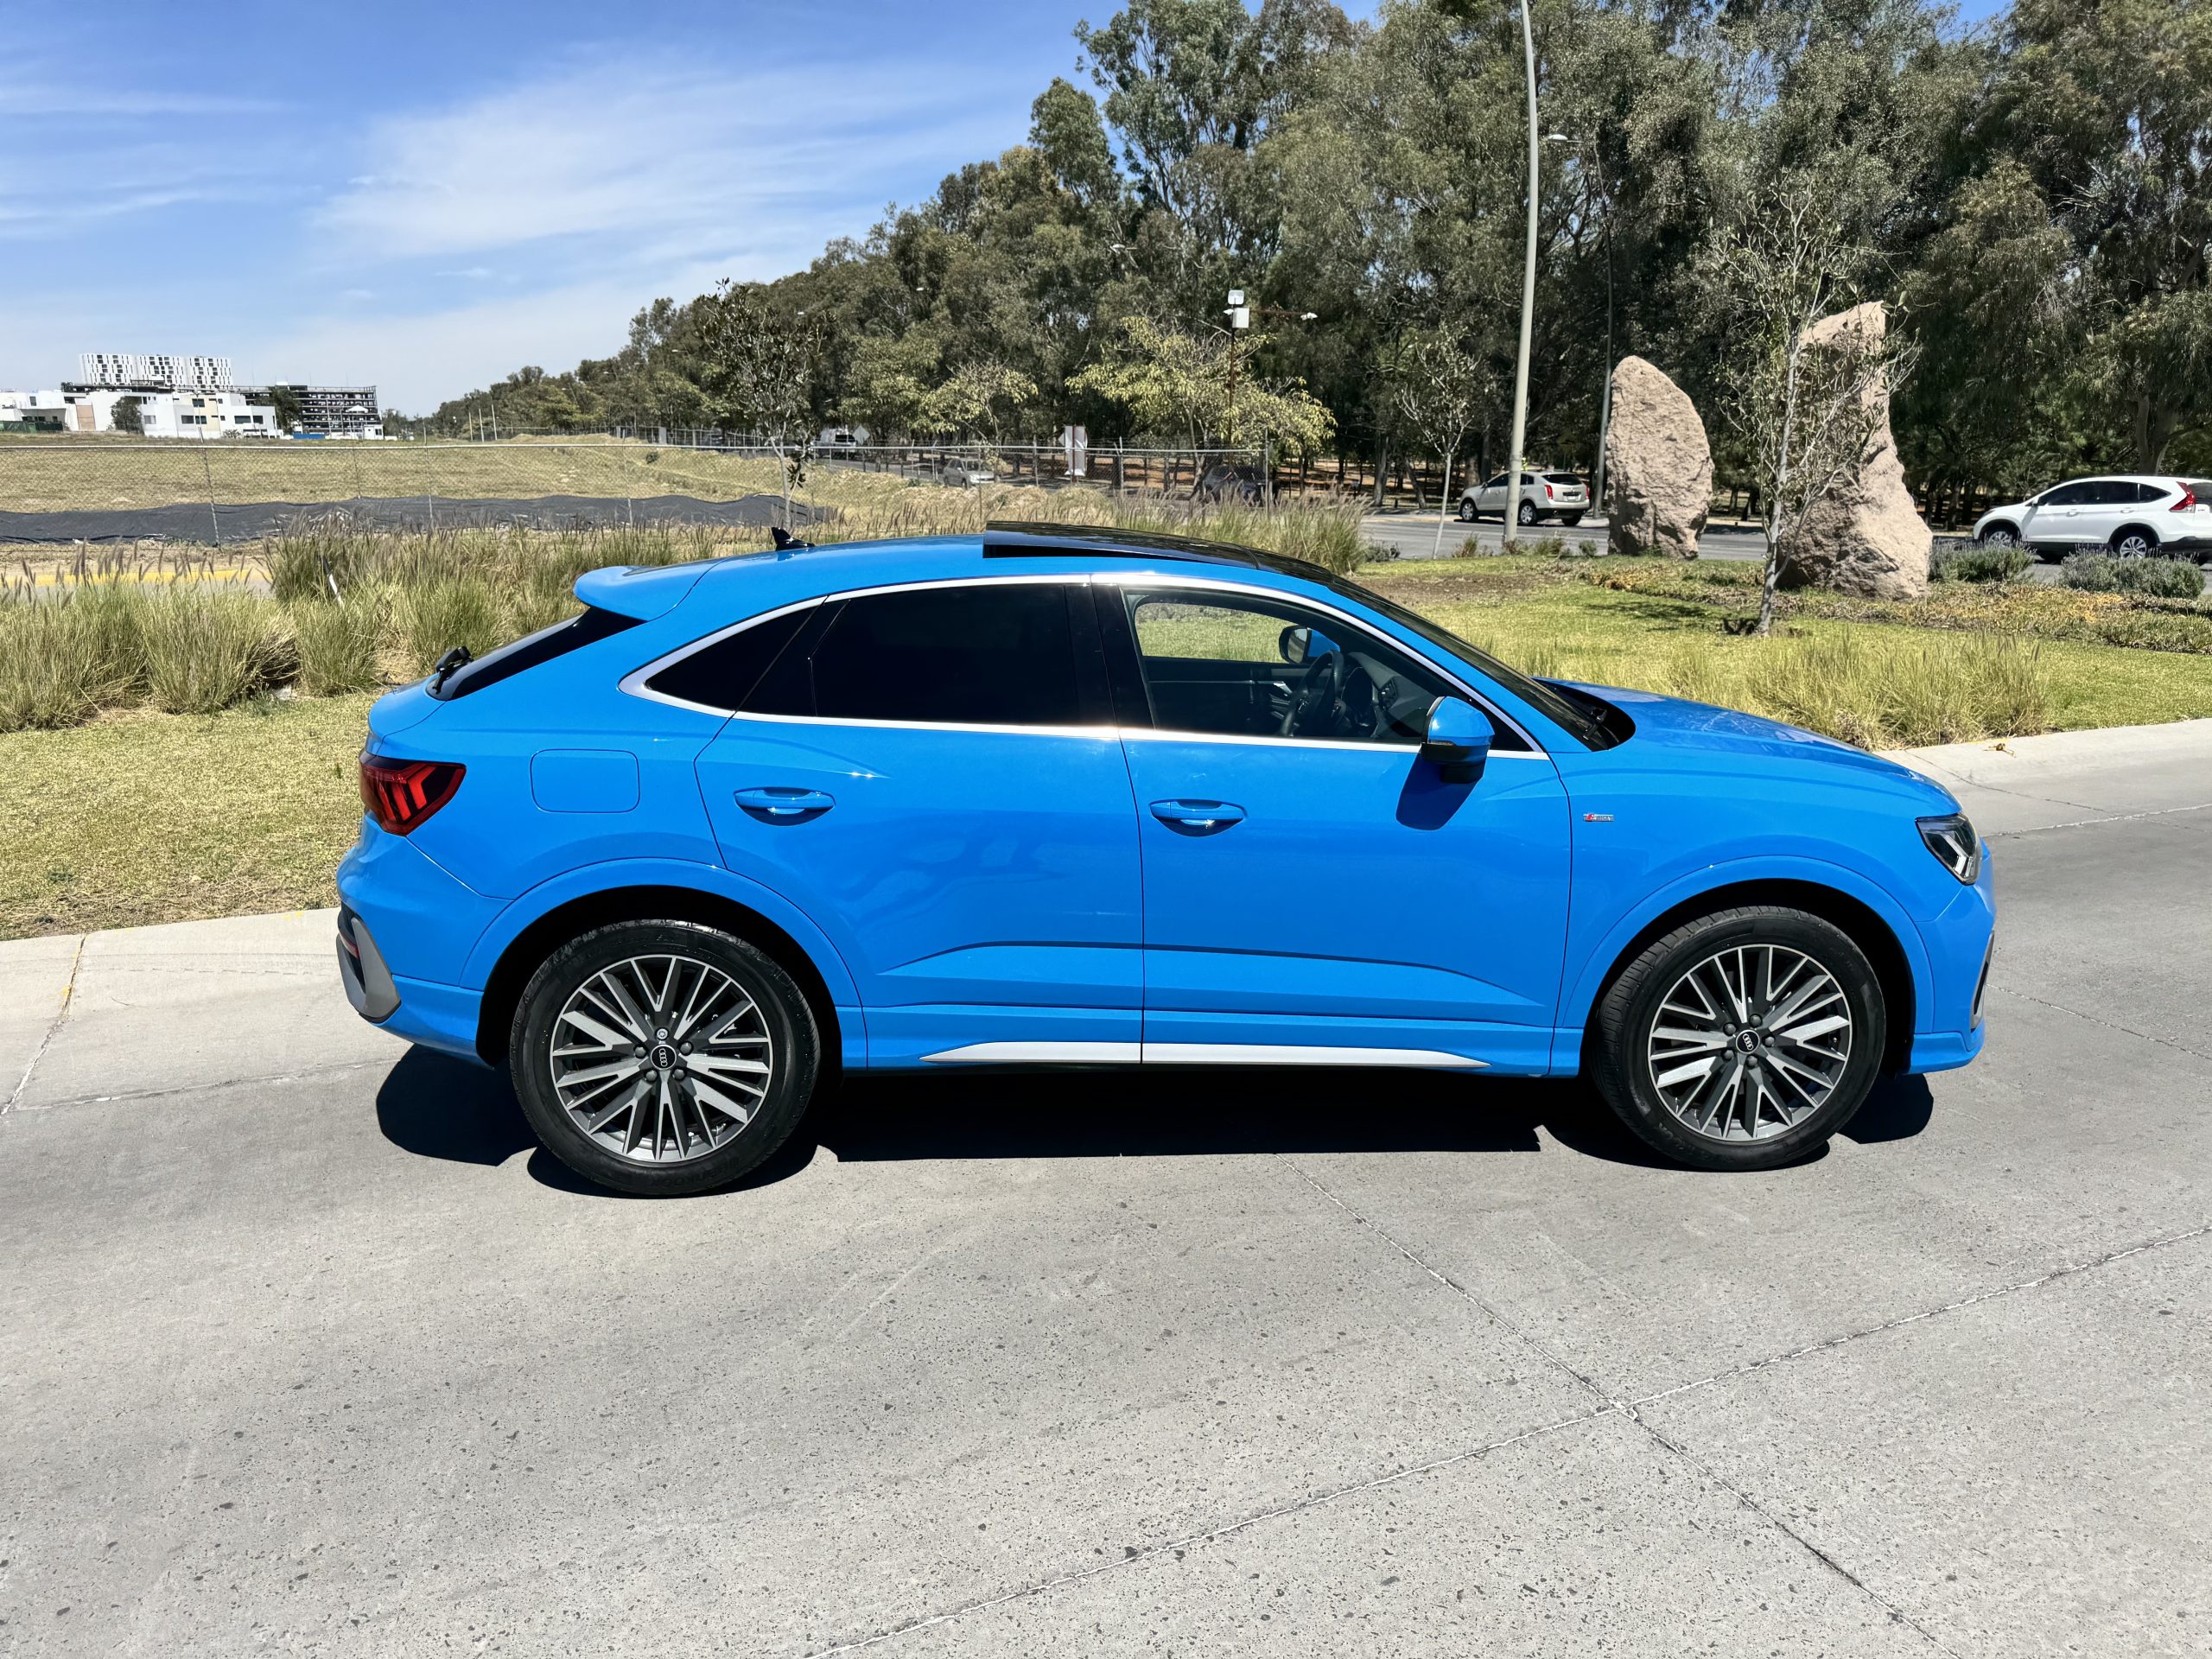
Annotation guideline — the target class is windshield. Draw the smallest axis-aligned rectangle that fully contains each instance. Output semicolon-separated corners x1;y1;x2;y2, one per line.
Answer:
1319;573;1621;749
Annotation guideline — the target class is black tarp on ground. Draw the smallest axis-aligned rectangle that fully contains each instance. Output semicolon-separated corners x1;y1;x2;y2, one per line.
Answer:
0;493;827;545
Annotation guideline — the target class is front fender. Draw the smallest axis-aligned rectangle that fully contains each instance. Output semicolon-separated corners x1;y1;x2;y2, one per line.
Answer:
1554;854;1933;1068
460;855;863;1012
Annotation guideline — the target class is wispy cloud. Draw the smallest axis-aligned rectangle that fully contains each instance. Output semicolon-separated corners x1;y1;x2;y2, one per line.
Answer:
317;54;1010;266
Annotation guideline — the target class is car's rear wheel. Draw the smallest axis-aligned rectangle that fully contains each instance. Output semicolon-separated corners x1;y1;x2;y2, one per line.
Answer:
511;919;818;1195
1586;906;1886;1171
1517;500;1538;526
1978;524;2018;549
2112;527;2157;558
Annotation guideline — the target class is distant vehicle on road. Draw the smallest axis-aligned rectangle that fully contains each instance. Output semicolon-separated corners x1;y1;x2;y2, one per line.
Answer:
1459;470;1590;527
1974;475;2212;561
339;524;1994;1193
1192;461;1264;504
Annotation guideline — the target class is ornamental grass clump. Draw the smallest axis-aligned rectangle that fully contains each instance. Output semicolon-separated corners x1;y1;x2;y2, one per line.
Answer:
290;590;391;696
140;588;296;715
0;582;145;731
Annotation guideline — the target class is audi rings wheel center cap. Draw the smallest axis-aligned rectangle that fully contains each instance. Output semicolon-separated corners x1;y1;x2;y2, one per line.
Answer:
649;1042;678;1071
1734;1031;1759;1053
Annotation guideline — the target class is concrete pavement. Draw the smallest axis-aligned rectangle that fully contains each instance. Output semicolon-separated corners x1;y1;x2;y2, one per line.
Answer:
3;721;2209;1656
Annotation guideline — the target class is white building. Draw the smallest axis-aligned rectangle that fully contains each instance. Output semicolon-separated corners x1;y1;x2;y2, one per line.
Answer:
78;353;235;392
3;385;279;437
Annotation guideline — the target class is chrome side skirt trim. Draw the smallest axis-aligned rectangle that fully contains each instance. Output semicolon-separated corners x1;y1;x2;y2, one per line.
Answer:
1144;1043;1487;1069
922;1041;1142;1065
918;1040;1486;1070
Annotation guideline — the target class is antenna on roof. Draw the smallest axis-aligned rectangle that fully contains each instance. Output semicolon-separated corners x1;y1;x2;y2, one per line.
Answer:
770;525;810;551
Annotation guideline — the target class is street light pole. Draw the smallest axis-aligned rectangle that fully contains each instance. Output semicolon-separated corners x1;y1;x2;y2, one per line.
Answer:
1503;0;1541;550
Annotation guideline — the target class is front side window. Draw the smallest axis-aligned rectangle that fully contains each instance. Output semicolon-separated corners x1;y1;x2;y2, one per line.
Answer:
2041;482;2094;506
1122;588;1464;747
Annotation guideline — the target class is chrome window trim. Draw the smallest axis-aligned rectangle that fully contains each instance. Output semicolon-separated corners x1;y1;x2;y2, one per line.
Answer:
619;568;1548;756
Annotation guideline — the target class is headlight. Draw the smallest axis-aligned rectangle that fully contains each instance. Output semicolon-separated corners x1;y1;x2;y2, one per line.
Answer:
1917;813;1981;884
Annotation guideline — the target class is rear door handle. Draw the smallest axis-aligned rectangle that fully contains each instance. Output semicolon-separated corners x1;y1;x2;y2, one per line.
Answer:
1149;798;1245;832
734;786;835;820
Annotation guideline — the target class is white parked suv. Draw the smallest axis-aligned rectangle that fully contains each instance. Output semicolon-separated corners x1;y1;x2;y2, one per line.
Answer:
1974;475;2212;561
1459;469;1591;527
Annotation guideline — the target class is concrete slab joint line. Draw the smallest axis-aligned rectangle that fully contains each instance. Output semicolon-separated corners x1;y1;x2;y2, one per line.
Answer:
6;932;83;1112
1279;1155;1963;1653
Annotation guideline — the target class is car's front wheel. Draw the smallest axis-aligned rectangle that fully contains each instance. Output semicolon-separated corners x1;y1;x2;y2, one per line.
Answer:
1586;906;1886;1170
1517;500;1539;526
510;919;819;1195
1458;498;1478;522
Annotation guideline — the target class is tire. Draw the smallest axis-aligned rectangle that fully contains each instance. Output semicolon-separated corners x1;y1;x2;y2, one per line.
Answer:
1517;500;1538;526
2111;526;2158;558
510;918;820;1195
1977;524;2018;550
1586;905;1886;1171
1457;499;1477;523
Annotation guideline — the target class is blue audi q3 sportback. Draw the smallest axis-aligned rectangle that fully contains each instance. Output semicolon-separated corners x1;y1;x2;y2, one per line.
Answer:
338;524;1994;1194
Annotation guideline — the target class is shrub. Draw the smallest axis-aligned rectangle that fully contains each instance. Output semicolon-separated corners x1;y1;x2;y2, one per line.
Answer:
1452;535;1487;559
2061;552;2205;599
140;589;295;714
290;591;389;696
402;578;502;675
1933;542;2032;584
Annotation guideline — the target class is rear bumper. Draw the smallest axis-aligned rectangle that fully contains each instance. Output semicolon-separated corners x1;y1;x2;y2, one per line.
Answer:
335;820;502;1065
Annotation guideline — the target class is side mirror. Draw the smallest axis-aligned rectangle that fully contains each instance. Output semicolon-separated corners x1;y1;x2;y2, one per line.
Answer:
1420;696;1494;784
1279;625;1311;665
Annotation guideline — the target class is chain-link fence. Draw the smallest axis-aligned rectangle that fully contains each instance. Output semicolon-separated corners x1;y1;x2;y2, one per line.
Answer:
0;436;1336;546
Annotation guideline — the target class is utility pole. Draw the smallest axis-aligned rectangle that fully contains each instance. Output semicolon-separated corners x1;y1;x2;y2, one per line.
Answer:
1503;0;1540;549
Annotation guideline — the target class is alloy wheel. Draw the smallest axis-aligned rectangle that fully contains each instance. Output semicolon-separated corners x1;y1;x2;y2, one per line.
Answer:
1646;944;1852;1142
2115;533;2152;557
549;953;774;1163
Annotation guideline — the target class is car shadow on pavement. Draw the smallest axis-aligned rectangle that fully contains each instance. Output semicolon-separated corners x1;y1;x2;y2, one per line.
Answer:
376;1047;1935;1198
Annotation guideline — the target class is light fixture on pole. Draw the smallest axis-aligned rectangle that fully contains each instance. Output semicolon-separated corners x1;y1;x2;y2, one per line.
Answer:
1502;0;1540;550
1224;289;1250;447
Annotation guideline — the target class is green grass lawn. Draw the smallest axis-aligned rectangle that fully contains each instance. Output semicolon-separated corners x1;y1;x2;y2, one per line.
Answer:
5;556;2210;941
0;694;372;938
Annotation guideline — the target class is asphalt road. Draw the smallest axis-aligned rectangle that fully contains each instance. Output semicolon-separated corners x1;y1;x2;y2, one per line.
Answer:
3;723;2209;1656
1363;512;2065;578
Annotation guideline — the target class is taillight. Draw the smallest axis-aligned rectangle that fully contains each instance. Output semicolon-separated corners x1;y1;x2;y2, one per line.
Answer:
2172;484;2195;512
359;755;464;835
1545;482;1556;499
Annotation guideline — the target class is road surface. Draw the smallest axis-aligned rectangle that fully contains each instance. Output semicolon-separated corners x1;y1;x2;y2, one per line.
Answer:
3;722;2209;1656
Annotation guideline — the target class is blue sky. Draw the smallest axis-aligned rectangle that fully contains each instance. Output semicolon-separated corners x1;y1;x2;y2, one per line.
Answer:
3;1;2009;413
0;1;1101;410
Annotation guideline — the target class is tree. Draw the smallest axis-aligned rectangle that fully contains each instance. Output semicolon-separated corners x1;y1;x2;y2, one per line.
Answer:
266;385;304;433
109;396;144;435
1070;315;1332;460
699;282;826;529
1703;183;1913;636
1382;327;1491;556
918;359;1039;465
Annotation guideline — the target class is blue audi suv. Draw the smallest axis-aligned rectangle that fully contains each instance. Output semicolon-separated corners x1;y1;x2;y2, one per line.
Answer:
338;524;1994;1193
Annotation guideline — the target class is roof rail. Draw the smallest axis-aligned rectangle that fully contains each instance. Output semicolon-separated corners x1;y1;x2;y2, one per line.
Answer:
981;518;1312;573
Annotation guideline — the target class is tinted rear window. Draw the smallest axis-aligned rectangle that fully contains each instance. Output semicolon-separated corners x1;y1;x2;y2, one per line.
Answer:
432;607;640;700
804;584;1084;726
1544;473;1584;486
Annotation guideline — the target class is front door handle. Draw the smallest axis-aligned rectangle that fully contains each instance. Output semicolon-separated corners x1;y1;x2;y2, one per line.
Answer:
1149;798;1245;832
735;786;835;821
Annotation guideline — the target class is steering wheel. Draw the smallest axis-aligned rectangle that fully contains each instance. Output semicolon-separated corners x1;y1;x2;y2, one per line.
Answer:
1281;650;1343;737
